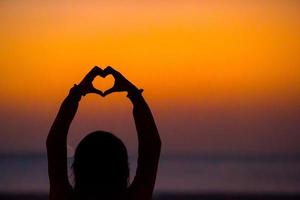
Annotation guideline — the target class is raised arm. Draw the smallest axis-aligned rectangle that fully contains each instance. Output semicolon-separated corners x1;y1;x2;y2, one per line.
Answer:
102;66;161;200
128;89;161;200
46;67;103;200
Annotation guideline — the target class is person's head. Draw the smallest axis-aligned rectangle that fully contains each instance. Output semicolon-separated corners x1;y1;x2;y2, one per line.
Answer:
73;131;129;197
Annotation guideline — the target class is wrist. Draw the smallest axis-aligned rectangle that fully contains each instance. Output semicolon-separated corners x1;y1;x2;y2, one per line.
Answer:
68;84;82;101
127;87;144;101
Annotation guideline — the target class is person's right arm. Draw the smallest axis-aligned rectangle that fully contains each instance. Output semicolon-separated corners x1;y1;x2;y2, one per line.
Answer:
46;67;103;200
102;66;161;200
46;87;80;200
128;90;161;200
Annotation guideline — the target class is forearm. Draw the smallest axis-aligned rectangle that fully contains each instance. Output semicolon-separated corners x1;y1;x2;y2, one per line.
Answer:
46;86;81;185
129;91;161;158
128;90;161;199
47;86;81;145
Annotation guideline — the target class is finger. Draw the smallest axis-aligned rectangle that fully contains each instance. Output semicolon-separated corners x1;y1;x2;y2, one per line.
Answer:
90;87;104;97
91;66;100;72
92;66;104;75
80;69;97;84
87;66;103;79
94;89;104;97
103;87;117;97
89;66;103;79
102;66;120;77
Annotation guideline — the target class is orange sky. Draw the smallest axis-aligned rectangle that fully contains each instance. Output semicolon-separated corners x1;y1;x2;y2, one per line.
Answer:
0;1;299;155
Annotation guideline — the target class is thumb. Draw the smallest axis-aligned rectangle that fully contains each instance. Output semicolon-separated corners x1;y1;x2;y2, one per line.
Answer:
90;87;104;97
103;87;116;97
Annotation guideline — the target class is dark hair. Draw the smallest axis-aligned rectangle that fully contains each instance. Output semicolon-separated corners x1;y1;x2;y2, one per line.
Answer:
73;131;129;198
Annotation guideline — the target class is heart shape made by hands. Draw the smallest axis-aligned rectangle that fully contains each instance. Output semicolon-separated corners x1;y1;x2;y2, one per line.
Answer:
92;74;115;95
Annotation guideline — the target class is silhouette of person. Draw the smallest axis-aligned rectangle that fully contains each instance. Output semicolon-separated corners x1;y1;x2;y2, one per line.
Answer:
47;66;161;200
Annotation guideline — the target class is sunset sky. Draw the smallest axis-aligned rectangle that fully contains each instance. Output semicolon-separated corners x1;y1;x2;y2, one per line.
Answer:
0;1;299;157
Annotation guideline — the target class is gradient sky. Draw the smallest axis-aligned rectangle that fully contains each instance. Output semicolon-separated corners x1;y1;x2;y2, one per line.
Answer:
0;1;299;156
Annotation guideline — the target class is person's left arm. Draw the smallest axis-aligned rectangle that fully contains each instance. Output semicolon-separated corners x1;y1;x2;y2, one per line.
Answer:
46;86;81;200
46;67;103;200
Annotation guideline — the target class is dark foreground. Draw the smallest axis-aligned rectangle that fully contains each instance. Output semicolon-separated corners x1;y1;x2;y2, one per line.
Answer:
1;193;300;200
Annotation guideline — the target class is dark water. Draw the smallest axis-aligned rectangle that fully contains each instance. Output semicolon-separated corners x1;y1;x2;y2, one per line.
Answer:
0;154;300;193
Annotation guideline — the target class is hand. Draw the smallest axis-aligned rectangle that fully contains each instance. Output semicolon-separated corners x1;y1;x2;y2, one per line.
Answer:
78;66;104;96
101;66;138;96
